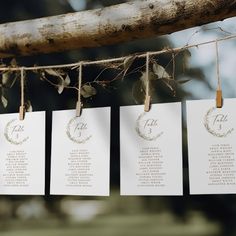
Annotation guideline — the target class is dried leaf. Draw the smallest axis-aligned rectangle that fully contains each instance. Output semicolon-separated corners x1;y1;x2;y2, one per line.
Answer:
2;72;17;88
152;61;171;79
1;95;8;108
10;74;18;88
0;63;6;68
39;71;46;81
10;58;17;67
183;49;191;72
45;69;65;89
64;75;71;86
132;80;145;104
45;69;61;77
27;105;33;112
57;84;64;94
162;79;174;91
140;71;158;86
177;79;191;84
25;100;33;112
81;85;97;98
2;72;10;85
123;56;136;78
160;78;177;97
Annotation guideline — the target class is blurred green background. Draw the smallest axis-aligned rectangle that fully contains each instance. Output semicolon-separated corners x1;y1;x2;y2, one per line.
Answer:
0;1;236;236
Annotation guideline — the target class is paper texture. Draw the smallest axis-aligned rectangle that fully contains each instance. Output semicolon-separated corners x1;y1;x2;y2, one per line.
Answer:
120;103;183;195
50;108;110;196
0;112;45;195
187;99;236;194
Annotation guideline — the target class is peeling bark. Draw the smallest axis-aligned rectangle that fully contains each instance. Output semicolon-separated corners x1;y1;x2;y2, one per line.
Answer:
0;0;236;58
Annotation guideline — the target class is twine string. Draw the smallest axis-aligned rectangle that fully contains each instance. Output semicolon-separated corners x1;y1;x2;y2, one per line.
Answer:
78;63;82;105
145;52;150;99
0;33;236;72
20;67;25;108
76;62;83;116
144;52;151;112
19;67;25;120
215;40;223;108
215;40;221;90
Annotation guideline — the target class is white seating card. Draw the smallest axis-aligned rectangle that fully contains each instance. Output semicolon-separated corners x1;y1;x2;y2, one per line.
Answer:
120;103;183;195
187;99;236;194
0;112;45;195
50;108;110;196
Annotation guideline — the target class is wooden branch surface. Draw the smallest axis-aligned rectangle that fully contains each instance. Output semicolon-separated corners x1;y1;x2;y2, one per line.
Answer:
0;0;236;57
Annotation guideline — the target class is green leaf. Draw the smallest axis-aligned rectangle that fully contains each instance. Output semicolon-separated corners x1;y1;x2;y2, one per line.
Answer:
152;61;171;79
81;85;97;98
1;95;8;108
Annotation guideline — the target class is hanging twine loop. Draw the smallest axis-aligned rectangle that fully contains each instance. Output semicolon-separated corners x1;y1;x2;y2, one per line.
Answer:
19;67;25;120
144;52;151;112
215;40;223;108
76;62;83;117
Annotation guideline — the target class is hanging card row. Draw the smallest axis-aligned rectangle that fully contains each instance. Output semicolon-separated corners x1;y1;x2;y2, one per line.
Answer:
0;98;236;195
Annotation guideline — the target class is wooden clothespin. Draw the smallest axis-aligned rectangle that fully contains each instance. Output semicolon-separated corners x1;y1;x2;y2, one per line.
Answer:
216;89;222;108
76;100;83;117
19;105;25;120
144;95;151;112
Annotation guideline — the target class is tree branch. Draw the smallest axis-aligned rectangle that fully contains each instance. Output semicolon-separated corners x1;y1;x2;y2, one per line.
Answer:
0;0;236;58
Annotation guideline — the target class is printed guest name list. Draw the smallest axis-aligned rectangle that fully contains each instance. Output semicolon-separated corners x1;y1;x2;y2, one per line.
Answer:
120;103;183;196
0;112;45;195
50;108;110;196
187;99;236;194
